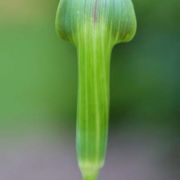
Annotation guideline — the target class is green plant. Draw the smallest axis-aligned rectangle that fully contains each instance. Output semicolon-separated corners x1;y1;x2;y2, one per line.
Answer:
55;0;137;179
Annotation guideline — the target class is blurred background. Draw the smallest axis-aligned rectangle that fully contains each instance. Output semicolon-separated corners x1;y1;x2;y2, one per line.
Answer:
0;0;179;179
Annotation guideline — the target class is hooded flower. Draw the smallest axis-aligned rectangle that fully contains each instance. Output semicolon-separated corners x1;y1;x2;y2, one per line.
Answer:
56;0;137;45
55;1;137;180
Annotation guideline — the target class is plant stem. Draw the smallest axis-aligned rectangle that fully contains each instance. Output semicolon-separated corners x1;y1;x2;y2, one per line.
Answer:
83;173;98;180
76;23;112;180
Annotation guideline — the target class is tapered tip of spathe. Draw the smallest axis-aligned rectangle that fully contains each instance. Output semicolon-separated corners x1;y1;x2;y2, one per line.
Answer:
80;166;100;180
82;171;99;180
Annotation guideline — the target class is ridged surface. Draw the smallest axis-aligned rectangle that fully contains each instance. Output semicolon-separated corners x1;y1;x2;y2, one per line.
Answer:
56;0;137;45
76;23;111;179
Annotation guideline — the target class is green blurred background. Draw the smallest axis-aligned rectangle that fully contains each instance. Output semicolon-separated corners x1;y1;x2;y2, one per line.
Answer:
0;0;179;179
0;0;179;134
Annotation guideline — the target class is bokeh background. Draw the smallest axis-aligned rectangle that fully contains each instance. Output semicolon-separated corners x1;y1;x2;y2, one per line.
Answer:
0;0;179;179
